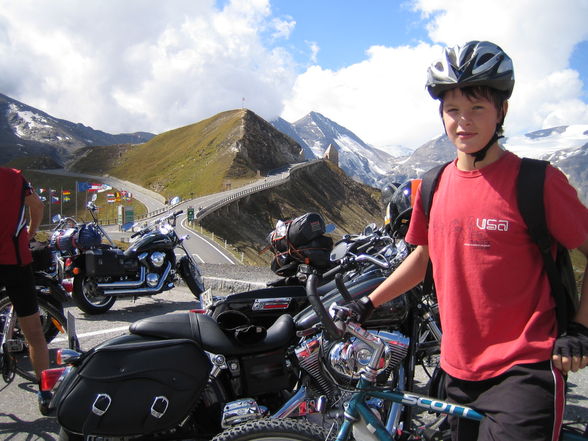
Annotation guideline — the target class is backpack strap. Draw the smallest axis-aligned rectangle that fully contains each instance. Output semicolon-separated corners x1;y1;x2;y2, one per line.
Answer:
516;158;570;334
419;161;451;297
421;162;451;222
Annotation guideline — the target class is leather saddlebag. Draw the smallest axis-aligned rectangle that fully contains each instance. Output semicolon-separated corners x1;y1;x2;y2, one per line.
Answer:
57;338;212;437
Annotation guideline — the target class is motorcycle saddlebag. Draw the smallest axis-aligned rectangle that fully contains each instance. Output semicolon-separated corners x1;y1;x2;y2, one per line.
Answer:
85;248;126;277
57;338;212;437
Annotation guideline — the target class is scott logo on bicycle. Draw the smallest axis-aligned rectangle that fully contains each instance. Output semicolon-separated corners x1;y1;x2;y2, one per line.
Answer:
401;393;476;417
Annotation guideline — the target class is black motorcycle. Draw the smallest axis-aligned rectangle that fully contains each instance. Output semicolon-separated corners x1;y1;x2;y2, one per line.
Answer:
41;243;440;441
63;199;205;314
204;216;404;330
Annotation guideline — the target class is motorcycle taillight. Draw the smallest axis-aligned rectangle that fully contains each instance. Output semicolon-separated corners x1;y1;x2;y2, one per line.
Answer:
40;367;67;391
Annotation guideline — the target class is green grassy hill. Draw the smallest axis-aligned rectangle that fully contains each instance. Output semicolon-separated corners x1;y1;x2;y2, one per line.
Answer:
69;109;302;201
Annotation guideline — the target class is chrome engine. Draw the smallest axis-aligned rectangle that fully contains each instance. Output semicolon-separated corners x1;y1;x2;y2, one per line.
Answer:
295;330;410;396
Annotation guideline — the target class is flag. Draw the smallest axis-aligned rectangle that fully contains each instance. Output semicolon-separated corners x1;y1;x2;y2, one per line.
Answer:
62;190;71;196
39;196;47;202
38;188;45;194
77;182;91;192
87;183;102;192
97;184;112;193
63;196;71;202
107;193;116;203
51;196;60;204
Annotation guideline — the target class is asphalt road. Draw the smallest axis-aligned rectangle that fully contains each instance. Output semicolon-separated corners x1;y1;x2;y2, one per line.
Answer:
2;276;588;440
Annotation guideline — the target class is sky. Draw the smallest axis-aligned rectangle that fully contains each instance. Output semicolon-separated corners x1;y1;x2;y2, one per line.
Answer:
1;0;588;153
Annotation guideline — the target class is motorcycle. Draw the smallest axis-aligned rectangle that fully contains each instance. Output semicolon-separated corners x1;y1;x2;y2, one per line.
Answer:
42;250;440;441
204;215;403;330
62;196;205;314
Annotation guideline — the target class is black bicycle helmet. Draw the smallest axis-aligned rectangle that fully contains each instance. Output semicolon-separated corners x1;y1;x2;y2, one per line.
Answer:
426;41;514;164
426;40;515;100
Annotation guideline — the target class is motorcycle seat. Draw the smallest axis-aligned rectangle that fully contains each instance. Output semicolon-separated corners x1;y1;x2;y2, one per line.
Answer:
129;311;295;356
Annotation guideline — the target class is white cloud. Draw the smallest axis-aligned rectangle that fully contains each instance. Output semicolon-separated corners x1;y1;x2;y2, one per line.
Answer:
0;0;587;152
283;0;588;150
0;0;296;133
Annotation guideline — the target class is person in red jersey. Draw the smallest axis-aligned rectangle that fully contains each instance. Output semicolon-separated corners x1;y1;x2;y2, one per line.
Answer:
347;41;588;441
0;167;51;412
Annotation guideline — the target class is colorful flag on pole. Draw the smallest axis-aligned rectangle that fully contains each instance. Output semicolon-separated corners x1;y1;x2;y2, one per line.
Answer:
77;182;91;192
63;196;71;202
62;190;71;196
38;188;45;194
51;196;60;204
87;183;103;192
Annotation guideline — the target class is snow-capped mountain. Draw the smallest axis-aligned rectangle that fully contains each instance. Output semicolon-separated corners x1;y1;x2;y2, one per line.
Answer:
385;125;588;204
0;93;154;165
271;111;396;187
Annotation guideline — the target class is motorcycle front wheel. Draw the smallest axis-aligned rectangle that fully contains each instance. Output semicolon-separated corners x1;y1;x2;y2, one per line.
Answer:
72;274;116;314
212;419;332;441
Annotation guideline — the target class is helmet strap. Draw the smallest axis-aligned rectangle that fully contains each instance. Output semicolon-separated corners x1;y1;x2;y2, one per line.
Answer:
469;131;502;165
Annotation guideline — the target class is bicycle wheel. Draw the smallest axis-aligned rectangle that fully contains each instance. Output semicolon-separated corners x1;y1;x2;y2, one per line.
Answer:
0;295;68;382
212;419;333;441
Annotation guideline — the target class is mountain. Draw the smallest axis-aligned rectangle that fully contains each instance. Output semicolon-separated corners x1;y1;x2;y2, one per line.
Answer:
199;160;382;264
0;93;155;165
271;111;396;187
71;109;304;198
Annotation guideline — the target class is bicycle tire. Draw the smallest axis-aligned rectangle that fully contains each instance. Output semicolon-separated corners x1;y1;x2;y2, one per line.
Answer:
212;419;333;441
0;295;68;382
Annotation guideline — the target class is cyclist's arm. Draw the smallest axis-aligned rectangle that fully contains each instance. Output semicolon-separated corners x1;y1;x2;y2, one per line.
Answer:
368;244;430;307
25;191;44;238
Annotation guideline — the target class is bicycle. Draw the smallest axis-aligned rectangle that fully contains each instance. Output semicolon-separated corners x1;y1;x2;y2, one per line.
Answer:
0;289;68;384
211;272;588;441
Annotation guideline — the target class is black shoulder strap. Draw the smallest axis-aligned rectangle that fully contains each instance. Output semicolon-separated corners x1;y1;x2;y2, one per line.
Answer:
516;158;551;253
517;158;570;334
419;161;450;297
421;162;451;222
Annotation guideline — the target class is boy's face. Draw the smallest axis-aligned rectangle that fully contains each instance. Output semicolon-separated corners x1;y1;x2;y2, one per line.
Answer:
441;88;502;155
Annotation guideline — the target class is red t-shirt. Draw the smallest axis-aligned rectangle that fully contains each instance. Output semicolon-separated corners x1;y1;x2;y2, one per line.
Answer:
406;151;588;381
0;168;33;265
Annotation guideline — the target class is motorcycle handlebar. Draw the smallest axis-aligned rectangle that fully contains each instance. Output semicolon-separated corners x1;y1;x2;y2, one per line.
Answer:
334;273;353;302
306;273;344;340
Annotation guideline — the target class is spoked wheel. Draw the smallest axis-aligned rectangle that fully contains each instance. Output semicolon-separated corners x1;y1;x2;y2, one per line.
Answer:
0;295;68;383
72;274;116;314
212;419;333;441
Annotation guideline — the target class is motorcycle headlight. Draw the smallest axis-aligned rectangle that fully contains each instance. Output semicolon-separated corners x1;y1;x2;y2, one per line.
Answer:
150;252;166;268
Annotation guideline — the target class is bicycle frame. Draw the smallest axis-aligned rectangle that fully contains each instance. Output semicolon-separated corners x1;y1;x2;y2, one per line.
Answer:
335;377;586;441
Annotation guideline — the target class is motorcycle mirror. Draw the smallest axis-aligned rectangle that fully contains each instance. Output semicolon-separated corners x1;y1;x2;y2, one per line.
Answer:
330;241;350;262
325;223;336;234
91;193;98;202
363;223;376;236
169;196;181;205
52;214;62;223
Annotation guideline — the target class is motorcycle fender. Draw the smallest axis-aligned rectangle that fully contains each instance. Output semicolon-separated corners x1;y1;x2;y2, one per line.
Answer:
57;338;212;437
35;272;70;303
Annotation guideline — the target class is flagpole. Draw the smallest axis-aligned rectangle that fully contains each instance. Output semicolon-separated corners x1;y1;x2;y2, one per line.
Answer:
48;189;52;222
75;181;78;218
60;185;63;217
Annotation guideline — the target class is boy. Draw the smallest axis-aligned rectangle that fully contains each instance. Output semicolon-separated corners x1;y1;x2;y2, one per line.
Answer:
349;41;588;440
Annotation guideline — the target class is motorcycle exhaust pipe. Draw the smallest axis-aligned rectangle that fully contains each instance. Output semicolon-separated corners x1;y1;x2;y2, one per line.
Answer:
98;263;172;296
97;266;146;289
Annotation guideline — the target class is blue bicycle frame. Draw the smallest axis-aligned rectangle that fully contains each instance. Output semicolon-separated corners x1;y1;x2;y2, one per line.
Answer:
335;376;585;441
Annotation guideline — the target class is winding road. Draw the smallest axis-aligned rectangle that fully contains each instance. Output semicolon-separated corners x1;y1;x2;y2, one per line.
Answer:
36;167;294;265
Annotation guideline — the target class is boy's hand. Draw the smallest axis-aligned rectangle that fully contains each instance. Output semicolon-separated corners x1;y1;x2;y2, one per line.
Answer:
552;322;588;374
